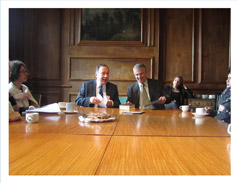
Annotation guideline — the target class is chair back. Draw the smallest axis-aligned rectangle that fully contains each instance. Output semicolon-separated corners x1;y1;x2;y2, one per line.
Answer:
119;96;127;105
32;94;42;107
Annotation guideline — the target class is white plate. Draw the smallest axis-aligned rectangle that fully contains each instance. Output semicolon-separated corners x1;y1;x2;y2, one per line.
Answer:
121;111;145;114
79;116;116;123
64;111;78;114
192;113;209;117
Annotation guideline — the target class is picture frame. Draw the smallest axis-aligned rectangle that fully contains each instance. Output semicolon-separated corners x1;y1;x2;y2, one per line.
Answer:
81;9;142;42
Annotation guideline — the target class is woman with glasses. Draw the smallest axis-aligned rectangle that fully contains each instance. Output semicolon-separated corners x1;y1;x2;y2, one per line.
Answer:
9;60;39;115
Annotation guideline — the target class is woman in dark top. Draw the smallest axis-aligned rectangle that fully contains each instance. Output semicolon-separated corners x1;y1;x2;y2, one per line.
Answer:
164;76;194;109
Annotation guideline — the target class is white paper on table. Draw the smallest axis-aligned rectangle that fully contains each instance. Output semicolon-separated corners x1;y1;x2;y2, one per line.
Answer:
26;103;61;113
97;94;110;108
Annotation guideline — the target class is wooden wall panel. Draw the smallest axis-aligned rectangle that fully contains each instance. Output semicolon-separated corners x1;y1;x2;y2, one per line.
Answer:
201;9;230;83
9;9;24;61
162;9;194;83
23;9;61;80
9;9;63;106
69;57;153;81
9;8;230;104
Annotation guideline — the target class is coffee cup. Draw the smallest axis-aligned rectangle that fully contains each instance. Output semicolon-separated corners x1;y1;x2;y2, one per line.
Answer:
66;102;75;112
195;108;205;115
179;105;190;112
26;112;39;123
58;102;66;109
202;95;208;99
227;124;231;135
208;95;215;99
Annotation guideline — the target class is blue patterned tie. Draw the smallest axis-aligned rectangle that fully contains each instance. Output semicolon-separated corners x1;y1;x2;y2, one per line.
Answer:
99;85;103;97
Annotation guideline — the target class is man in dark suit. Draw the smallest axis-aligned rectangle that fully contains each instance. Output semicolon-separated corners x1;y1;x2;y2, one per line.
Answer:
75;64;120;108
126;63;171;109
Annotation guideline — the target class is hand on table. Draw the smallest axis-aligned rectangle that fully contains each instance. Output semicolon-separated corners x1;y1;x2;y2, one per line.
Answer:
205;106;213;113
28;105;35;110
125;101;133;105
106;100;113;107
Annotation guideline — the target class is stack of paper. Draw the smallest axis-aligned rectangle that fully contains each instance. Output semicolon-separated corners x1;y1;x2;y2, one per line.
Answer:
26;103;61;113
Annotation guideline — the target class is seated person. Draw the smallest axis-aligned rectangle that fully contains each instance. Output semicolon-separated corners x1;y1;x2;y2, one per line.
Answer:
9;60;39;115
75;64;120;108
164;76;194;109
126;63;171;109
205;70;231;123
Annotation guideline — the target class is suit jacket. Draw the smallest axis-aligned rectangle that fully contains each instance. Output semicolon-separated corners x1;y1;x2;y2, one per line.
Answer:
75;80;120;108
127;79;172;109
214;87;231;123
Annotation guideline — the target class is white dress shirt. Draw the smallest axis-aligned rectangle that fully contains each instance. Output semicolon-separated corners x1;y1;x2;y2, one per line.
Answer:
95;82;113;107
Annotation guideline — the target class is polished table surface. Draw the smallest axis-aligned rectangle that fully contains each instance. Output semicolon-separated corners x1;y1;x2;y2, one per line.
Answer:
9;107;231;175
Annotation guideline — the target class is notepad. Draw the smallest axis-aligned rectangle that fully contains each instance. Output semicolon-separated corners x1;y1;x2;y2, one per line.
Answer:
25;103;61;113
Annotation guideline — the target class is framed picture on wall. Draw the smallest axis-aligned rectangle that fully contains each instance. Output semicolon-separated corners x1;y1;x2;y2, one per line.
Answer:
71;8;147;46
81;9;142;41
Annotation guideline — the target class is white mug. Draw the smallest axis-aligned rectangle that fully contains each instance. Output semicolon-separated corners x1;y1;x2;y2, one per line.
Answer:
58;102;66;109
209;95;215;99
26;112;39;123
196;108;205;115
66;102;75;112
179;105;190;112
227;124;231;135
202;95;208;99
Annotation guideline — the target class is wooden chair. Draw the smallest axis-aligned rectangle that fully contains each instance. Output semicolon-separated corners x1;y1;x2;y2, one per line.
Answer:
32;94;42;107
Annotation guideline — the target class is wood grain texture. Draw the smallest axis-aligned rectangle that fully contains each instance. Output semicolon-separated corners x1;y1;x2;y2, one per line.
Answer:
162;9;194;82
9;108;119;135
115;110;229;136
96;136;230;175
202;9;230;83
9;108;231;175
9;133;111;175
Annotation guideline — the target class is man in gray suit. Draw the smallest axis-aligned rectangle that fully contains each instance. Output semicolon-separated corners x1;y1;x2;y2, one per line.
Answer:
75;64;120;108
126;63;171;109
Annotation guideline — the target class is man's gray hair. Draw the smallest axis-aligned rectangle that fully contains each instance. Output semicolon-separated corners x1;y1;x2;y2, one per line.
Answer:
133;63;146;71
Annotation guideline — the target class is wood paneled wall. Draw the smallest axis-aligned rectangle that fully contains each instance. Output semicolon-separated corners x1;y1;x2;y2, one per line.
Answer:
9;8;230;105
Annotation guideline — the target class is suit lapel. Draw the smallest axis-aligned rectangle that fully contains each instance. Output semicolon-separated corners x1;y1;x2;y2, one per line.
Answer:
106;82;110;96
92;80;97;96
134;83;140;105
147;79;153;101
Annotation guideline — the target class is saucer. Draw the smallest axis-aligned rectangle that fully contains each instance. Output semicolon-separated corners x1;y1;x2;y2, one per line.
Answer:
192;113;209;117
